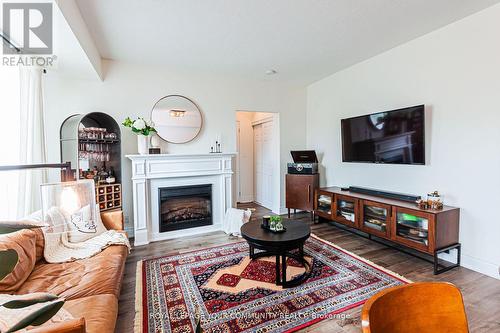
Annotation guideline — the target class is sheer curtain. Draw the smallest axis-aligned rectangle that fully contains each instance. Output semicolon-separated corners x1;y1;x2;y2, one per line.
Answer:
0;66;21;219
17;67;48;217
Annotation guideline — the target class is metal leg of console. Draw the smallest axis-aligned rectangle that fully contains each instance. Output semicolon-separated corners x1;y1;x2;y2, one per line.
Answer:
434;243;461;275
282;254;287;284
275;255;281;285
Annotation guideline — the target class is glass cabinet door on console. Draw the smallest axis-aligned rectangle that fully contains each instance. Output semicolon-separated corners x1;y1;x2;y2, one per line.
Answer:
335;195;359;227
391;207;434;253
315;190;334;219
360;200;391;239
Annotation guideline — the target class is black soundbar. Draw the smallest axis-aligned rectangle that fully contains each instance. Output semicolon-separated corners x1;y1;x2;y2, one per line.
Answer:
348;186;421;203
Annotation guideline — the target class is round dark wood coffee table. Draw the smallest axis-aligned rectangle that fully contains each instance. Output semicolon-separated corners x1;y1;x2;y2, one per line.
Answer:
240;220;311;288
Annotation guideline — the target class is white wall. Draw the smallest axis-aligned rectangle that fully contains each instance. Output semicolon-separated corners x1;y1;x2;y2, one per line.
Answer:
306;4;500;279
44;60;307;233
236;112;255;203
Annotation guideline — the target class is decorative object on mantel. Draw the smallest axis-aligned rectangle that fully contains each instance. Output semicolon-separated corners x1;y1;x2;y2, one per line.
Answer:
122;117;157;155
148;133;161;154
150;94;203;144
148;147;161;154
210;133;223;153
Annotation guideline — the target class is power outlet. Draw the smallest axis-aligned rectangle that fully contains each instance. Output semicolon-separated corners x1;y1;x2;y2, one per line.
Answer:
123;216;134;239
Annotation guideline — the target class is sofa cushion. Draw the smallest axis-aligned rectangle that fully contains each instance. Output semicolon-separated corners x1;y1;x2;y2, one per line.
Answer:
27;318;86;333
0;229;37;291
100;210;124;231
63;294;118;333
16;244;127;300
33;228;45;262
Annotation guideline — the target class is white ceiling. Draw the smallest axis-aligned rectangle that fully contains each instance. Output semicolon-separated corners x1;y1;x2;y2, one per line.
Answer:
75;0;500;83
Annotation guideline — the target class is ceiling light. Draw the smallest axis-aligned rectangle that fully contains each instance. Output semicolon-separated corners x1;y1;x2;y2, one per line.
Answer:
265;69;278;75
169;109;186;117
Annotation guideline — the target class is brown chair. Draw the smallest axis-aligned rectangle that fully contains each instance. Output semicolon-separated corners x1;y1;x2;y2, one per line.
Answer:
361;282;469;333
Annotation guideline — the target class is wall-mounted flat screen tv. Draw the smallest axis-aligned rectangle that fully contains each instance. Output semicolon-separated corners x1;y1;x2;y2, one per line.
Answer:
341;105;425;165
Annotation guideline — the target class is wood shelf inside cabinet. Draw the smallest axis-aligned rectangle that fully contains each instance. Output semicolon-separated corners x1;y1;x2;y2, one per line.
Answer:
96;183;122;211
397;222;428;232
79;139;120;144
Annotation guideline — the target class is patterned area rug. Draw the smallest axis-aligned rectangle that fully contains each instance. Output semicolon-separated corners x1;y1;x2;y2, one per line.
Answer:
135;234;409;333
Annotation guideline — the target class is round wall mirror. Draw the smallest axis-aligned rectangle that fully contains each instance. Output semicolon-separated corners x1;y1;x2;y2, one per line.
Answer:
151;95;203;144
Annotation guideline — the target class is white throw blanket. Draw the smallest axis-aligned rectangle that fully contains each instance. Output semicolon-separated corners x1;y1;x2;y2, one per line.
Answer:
42;206;130;263
223;208;252;236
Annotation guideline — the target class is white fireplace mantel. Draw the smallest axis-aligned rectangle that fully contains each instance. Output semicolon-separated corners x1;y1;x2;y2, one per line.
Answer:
126;153;237;246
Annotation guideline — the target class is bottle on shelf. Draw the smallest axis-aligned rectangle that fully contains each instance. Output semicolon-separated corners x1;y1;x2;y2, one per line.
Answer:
106;167;116;184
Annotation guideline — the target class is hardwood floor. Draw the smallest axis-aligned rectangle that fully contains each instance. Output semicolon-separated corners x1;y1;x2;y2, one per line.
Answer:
116;203;500;333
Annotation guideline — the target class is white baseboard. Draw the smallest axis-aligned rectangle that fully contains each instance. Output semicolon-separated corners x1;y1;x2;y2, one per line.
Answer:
237;195;254;203
461;254;499;280
438;250;499;279
124;226;134;238
151;224;223;244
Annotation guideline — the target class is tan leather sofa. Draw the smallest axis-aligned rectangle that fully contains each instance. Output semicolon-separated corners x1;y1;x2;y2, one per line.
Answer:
11;210;128;333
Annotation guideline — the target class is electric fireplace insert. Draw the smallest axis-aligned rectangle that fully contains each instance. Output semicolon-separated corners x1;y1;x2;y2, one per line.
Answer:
158;184;212;232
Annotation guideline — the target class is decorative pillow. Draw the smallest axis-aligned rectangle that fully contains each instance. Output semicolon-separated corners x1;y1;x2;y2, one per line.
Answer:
0;210;49;235
66;204;106;243
23;210;50;227
0;229;37;292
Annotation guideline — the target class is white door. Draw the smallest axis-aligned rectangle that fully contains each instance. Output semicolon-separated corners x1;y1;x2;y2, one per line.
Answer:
253;119;274;209
262;121;274;208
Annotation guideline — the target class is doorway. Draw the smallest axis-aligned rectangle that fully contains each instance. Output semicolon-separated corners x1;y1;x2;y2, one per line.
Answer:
236;111;280;213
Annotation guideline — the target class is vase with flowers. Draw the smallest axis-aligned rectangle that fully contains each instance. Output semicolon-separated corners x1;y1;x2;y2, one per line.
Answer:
123;117;157;155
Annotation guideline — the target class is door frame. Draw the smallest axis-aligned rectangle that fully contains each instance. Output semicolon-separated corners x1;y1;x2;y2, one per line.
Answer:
236;120;242;202
252;119;274;210
235;111;281;214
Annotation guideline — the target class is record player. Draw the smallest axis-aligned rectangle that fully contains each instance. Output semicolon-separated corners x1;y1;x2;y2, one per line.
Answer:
287;150;318;174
